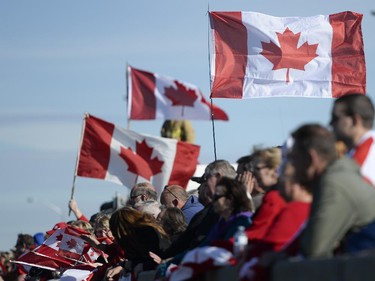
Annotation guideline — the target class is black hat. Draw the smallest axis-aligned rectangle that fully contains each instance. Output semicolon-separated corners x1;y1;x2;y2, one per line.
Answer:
190;174;207;184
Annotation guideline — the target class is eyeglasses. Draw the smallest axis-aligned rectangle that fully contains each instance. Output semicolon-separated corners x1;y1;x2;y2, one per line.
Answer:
164;185;178;199
130;194;143;200
255;165;270;171
212;193;226;201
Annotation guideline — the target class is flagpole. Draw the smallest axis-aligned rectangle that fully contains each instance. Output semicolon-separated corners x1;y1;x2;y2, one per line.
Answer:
126;62;131;130
207;6;217;161
69;113;88;217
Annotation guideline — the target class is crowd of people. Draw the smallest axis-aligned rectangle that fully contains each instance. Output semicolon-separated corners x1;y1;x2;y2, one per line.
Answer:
1;93;375;281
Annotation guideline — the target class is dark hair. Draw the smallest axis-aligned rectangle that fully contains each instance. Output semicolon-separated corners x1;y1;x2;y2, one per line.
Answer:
15;234;34;248
334;94;374;128
110;206;166;238
160;207;187;237
216;177;253;214
291;124;337;163
236;155;255;173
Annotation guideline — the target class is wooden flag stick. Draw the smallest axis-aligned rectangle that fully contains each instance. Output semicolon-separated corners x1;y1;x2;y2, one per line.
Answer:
207;7;217;161
69;113;88;216
210;99;218;161
126;62;131;130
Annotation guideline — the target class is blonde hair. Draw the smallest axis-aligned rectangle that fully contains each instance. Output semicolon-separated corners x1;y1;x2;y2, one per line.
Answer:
252;147;282;169
70;220;93;234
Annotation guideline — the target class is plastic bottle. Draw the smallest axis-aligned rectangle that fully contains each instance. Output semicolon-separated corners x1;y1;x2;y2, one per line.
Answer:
233;225;248;258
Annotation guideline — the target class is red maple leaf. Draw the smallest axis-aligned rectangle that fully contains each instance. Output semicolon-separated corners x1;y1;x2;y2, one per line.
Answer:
164;80;197;116
119;139;164;181
66;238;77;249
260;27;318;83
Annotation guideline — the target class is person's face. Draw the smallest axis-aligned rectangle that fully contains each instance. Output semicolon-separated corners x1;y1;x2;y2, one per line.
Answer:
206;173;220;195
288;143;316;187
198;182;213;206
95;226;113;239
255;162;278;187
330;103;355;147
213;185;231;217
280;163;297;201
129;191;146;206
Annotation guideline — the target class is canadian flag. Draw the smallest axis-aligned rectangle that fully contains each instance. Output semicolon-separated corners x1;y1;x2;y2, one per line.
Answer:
58;227;87;261
128;66;228;120
14;228;74;271
82;245;105;263
14;251;71;272
209;11;366;99
34;228;74;266
168;246;236;281
76;114;200;196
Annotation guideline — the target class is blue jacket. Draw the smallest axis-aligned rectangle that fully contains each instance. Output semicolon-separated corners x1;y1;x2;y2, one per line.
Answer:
181;195;204;224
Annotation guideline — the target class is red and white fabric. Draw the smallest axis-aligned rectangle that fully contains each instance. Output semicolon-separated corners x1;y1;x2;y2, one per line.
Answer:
14;251;69;272
76;114;201;196
128;66;228;120
82;245;103;263
14;228;73;271
351;130;375;186
58;227;87;261
209;11;366;99
60;264;96;281
35;228;74;266
168;246;235;281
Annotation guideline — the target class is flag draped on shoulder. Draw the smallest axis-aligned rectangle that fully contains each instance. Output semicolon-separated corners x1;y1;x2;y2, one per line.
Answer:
209;11;366;99
76;114;201;195
128;66;228;120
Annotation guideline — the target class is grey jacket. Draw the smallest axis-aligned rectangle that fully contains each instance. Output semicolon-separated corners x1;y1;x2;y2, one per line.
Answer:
301;157;375;258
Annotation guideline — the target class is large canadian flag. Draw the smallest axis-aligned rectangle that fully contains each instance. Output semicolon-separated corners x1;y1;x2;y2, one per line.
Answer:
128;66;228;120
209;11;366;99
76;114;201;196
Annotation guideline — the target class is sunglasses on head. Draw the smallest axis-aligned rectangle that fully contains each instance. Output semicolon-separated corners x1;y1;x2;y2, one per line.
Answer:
164;185;178;199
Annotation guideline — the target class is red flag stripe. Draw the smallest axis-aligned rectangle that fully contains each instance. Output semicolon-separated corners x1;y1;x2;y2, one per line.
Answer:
329;11;366;98
77;115;114;179
16;251;71;270
76;114;200;192
210;12;248;98
168;141;200;189
353;137;374;167
129;67;156;119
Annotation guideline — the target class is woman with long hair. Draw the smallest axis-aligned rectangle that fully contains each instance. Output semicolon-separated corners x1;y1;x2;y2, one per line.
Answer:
158;207;187;243
204;177;253;243
108;206;170;278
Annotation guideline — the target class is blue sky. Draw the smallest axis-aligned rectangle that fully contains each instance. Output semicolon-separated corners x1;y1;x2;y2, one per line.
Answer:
1;1;374;251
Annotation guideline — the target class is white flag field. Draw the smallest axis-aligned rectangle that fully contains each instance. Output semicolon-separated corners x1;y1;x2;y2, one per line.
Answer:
209;11;366;99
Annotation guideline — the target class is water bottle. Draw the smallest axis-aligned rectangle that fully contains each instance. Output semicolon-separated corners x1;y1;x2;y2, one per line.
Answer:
233;225;248;258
